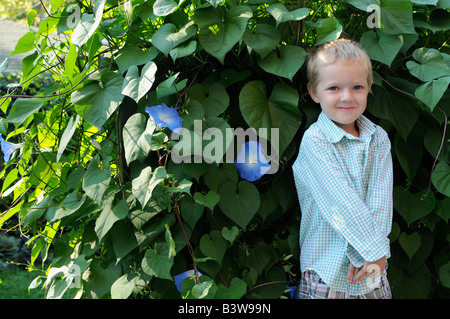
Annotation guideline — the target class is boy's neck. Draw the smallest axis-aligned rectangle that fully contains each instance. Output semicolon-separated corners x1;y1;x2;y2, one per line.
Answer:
334;121;360;137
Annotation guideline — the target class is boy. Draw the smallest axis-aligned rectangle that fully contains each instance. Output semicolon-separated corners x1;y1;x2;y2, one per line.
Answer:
292;39;393;299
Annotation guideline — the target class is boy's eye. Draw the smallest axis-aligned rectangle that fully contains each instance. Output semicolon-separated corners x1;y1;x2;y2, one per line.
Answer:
354;85;363;90
328;86;338;91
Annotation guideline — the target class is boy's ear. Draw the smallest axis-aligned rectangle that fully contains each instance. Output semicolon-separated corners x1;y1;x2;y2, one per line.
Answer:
307;83;319;103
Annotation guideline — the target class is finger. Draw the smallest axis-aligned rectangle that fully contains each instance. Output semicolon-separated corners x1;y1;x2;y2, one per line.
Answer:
352;268;362;285
347;264;356;283
354;267;366;285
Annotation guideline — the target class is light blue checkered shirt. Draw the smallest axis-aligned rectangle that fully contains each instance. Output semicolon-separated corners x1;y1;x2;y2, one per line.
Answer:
293;112;393;295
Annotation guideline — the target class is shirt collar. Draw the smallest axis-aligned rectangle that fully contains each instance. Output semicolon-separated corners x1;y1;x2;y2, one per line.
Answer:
317;111;376;143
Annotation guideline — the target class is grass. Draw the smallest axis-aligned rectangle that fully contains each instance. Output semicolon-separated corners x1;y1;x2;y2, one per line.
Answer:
0;267;45;299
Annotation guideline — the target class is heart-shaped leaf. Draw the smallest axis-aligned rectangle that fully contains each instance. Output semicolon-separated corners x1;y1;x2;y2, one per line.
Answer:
199;230;227;264
315;18;342;45
188;83;230;118
432;161;450;197
218;181;260;229
258;44;305;81
193;190;220;212
399;232;421;260
152;21;197;56
153;0;185;16
439;262;450;288
132;166;167;208
122;113;156;165
406;48;450;82
193;5;253;64
266;3;310;27
215;277;247;299
221;226;239;244
71;0;106;46
239;81;301;156
121;61;157;103
414;76;450;112
71;72;124;129
242;24;281;59
393;186;436;227
141;242;174;280
360;29;403;67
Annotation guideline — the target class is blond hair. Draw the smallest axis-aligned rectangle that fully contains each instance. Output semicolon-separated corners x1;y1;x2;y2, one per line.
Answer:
306;39;372;92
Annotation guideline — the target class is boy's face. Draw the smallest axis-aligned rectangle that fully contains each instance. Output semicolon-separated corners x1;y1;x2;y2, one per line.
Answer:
308;61;371;136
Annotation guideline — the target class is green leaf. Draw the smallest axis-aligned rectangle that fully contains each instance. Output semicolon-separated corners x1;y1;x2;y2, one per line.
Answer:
393;187;436;227
122;113;156;165
266;4;309;27
439;262;450;288
84;259;122;299
399;232;421;260
29;152;60;189
141;242;174;280
315;18;343;45
221;226;239;244
169;40;197;62
242;24;281;60
239;81;301;156
132;166;167;208
10;31;36;56
188;83;230;118
193;191;220;212
64;43;78;79
115;47;159;74
27;10;37;28
156;73;188;100
193;5;253;64
199;230;227;264
57;114;80;164
432;162;450;197
111;220;138;259
47;191;87;223
379;0;416;35
414;77;450;112
111;273;139;299
360;30;403;67
95;199;129;242
218;181;260;229
82;155;111;204
71;0;106;47
406;48;450;82
71;72;124;129
180;196;204;230
215;277;247;299
121;62;157;103
153;0;186;16
152;21;197;57
367;86;419;141
0;58;8;73
258;44;305;81
5;98;44;124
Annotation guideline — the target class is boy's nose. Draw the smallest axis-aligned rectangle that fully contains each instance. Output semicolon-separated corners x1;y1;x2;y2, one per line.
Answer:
340;88;353;102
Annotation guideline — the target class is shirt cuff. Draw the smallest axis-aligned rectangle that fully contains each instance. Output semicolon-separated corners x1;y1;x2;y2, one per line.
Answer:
346;243;364;268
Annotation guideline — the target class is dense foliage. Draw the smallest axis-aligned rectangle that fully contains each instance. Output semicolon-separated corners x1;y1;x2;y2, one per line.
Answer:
0;0;449;299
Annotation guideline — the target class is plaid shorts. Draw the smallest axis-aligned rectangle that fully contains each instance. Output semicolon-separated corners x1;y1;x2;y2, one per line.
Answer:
298;270;392;299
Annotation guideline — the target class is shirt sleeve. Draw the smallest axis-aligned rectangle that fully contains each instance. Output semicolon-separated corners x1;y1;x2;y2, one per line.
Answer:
296;131;391;264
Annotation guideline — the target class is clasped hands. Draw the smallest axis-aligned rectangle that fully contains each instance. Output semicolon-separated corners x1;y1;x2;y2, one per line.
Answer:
347;256;386;286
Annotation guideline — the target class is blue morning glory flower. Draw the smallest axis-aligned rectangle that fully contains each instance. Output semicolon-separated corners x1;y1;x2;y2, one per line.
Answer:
286;283;299;299
145;103;182;134
0;134;18;162
174;269;203;293
234;141;271;182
